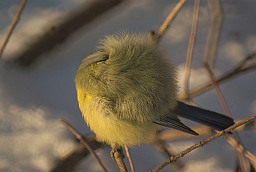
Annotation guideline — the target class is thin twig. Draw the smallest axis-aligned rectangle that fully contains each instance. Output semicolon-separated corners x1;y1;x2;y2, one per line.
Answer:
112;146;127;172
204;63;232;116
225;135;256;164
125;145;135;172
203;0;223;68
149;120;256;142
61;119;108;172
157;0;186;42
183;0;200;95
179;52;256;101
151;115;256;172
0;0;27;57
51;137;103;172
203;64;251;170
204;63;253;171
153;139;185;170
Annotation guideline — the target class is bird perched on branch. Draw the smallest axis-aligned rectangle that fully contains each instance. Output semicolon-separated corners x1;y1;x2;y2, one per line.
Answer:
75;32;234;147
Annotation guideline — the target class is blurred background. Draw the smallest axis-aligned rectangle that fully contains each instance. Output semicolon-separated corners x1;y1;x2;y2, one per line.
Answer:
0;0;255;171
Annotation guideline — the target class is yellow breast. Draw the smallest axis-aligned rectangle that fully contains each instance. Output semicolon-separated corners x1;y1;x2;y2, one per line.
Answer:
76;88;157;146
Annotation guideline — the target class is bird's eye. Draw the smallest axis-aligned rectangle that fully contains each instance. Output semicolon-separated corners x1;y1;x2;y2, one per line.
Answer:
101;54;109;60
90;50;109;60
82;51;109;68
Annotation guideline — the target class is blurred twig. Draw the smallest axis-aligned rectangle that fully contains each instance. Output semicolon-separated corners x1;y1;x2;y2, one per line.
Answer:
204;63;232;116
124;146;135;172
51;137;103;172
157;0;202;159
61;119;108;172
203;0;223;68
0;0;27;57
226;136;256;164
183;0;200;96
12;0;123;66
52;119;255;172
151;116;256;172
156;0;186;42
153;138;185;170
204;63;255;172
203;8;255;166
179;52;256;101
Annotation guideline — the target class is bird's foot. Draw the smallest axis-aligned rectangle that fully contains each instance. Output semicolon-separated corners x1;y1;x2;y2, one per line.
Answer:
110;144;124;159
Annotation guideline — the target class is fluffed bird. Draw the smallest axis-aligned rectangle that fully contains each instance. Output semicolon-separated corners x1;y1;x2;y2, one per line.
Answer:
75;33;234;146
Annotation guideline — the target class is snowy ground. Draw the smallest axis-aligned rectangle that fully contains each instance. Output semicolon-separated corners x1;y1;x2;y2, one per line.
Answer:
0;0;255;171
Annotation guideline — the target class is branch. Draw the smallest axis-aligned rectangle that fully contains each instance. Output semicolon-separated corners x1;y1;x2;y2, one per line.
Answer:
61;119;108;172
203;0;223;68
225;136;256;164
151;115;256;172
183;0;200;95
0;0;27;57
153;139;185;170
112;146;127;172
204;63;232;117
125;145;135;172
150;120;256;142
12;0;123;66
156;0;186;42
204;62;254;171
51;138;102;172
179;52;256;100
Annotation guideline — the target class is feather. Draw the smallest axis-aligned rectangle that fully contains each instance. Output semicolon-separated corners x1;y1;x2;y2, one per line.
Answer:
174;101;235;131
154;115;198;135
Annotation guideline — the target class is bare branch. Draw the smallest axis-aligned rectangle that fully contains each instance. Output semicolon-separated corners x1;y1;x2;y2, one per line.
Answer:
203;0;223;68
0;0;27;57
61;119;108;172
151;116;256;172
51;138;102;172
153;139;185;170
179;52;256;101
226;136;256;164
125;145;135;172
112;146;127;172
204;63;232;117
156;0;186;42
150;120;256;142
12;0;123;66
183;0;200;95
204;62;254;172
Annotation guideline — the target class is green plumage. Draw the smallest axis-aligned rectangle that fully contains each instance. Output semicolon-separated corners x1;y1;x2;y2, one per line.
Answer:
76;33;178;122
75;32;234;146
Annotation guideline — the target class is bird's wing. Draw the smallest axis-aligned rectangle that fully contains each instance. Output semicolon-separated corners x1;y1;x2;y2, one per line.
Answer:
153;114;198;135
174;101;234;131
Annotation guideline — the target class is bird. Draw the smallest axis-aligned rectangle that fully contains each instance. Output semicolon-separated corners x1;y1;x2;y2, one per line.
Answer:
75;32;234;147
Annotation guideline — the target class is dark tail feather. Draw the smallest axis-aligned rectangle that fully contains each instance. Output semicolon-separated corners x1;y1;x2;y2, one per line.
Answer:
154;116;199;135
174;101;235;131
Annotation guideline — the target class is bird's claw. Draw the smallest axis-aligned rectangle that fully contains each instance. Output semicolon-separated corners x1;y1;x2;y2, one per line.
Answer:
110;145;124;159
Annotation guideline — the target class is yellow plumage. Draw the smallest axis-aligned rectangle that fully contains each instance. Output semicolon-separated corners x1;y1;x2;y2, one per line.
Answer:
75;32;234;147
76;88;157;146
75;33;177;146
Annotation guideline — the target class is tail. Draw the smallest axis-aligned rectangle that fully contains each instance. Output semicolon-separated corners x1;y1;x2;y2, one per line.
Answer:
174;101;235;131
